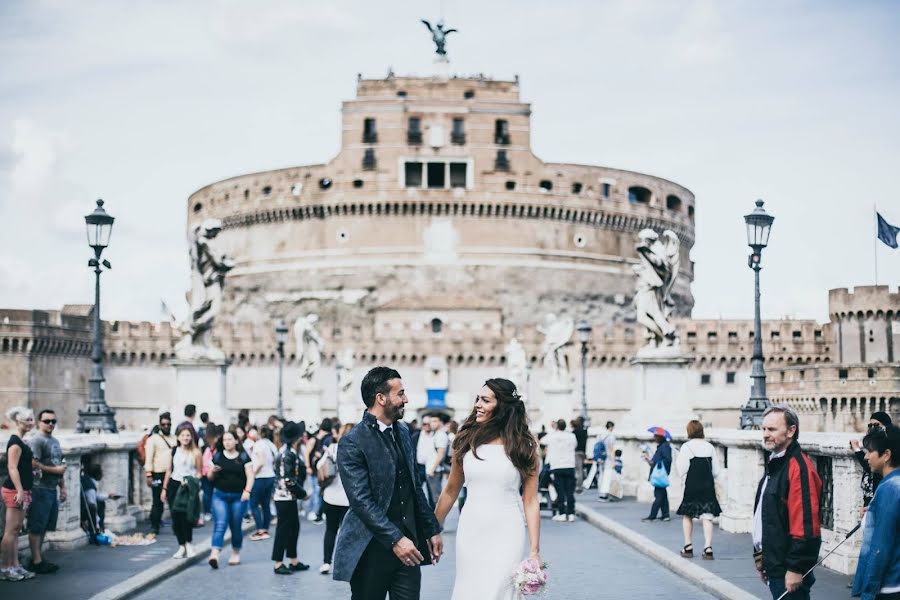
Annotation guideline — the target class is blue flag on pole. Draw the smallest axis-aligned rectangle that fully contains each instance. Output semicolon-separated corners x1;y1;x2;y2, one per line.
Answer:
877;212;900;249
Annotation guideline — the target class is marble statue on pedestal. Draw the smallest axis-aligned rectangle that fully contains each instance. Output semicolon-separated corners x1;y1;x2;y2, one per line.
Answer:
505;337;528;388
633;228;681;356
175;219;235;361
295;313;324;388
537;314;573;389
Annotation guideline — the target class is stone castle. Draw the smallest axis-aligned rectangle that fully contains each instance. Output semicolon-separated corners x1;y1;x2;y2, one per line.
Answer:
1;72;897;431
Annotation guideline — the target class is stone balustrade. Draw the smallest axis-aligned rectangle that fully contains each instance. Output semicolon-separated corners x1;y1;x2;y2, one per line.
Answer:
0;431;145;552
592;428;864;574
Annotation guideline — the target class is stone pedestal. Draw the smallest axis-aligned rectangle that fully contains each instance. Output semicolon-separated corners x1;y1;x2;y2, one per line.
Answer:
718;444;764;533
292;386;323;425
337;391;360;426
171;359;229;425
624;354;696;432
433;56;450;80
539;386;575;426
97;442;137;533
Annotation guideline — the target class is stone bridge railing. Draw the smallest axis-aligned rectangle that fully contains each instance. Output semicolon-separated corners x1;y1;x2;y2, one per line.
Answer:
0;431;146;552
595;428;863;574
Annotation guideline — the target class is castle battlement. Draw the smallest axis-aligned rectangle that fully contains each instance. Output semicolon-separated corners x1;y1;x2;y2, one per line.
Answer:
829;285;900;317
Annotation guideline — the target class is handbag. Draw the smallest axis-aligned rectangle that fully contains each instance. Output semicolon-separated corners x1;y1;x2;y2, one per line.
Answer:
316;444;337;489
649;461;670;488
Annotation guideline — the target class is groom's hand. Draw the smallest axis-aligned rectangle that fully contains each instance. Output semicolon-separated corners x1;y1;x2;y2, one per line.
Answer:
428;534;444;564
392;537;424;567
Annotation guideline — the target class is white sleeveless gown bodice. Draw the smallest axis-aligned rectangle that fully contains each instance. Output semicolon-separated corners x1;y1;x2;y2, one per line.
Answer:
451;444;526;600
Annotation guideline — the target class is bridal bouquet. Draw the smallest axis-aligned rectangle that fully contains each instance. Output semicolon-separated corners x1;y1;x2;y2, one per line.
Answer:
513;557;549;596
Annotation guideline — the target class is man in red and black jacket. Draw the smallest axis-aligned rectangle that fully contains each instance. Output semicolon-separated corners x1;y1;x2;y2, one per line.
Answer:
753;405;823;600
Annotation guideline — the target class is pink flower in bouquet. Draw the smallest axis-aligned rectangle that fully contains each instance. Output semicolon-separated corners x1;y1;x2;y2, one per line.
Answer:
513;558;549;596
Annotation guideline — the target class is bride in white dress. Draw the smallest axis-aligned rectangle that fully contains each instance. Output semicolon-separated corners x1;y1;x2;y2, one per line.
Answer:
433;378;542;600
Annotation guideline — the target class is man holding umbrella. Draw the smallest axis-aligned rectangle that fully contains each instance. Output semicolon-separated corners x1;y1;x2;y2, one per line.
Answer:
641;426;672;522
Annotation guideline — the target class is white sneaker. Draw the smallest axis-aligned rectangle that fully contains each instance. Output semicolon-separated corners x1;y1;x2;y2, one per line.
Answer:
173;546;186;559
14;566;35;580
319;563;331;574
185;543;196;558
1;567;25;581
551;514;567;522
567;514;576;522
307;512;318;522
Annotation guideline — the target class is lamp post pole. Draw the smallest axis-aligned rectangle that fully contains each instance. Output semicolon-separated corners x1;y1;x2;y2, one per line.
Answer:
275;320;288;418
740;200;774;430
76;199;118;433
576;320;592;426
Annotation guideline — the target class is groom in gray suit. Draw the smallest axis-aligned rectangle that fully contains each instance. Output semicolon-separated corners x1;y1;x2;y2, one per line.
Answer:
333;367;444;600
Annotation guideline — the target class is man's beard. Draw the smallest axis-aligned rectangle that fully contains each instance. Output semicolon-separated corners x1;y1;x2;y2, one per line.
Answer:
384;402;405;422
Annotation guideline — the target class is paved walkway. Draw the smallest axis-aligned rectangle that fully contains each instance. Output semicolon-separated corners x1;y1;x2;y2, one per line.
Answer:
578;494;852;599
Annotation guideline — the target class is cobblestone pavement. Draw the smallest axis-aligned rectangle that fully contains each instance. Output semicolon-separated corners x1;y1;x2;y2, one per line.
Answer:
133;508;714;600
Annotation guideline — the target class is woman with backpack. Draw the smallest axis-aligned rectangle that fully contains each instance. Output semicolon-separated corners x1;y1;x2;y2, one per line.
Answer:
161;423;202;559
207;430;255;568
271;421;309;575
318;422;352;574
249;426;278;541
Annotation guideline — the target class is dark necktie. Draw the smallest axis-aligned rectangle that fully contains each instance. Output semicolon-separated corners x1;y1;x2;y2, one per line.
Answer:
383;426;401;462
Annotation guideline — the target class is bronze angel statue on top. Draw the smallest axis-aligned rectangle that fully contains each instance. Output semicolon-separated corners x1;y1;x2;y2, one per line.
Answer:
421;19;458;57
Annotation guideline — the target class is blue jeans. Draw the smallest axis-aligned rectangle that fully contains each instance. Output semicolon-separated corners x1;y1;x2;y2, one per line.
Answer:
250;477;275;531
211;489;247;550
768;572;814;600
201;477;214;515
307;475;321;515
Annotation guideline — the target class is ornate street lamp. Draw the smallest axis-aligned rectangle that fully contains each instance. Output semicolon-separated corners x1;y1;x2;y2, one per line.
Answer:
740;199;775;429
275;320;289;418
76;199;118;433
576;319;592;426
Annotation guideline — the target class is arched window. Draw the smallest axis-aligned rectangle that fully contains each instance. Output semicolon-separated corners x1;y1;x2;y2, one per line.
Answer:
666;195;682;211
628;186;651;204
431;318;443;334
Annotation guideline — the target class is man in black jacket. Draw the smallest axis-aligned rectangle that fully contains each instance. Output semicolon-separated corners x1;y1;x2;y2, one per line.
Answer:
333;367;443;600
753;405;823;600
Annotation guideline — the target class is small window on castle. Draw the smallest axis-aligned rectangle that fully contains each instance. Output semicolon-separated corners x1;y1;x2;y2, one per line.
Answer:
244;189;249;200
451;118;465;144
700;374;711;385
838;368;848;380
771;331;780;340
397;90;407;97
363;118;377;143
405;162;423;187
628;186;650;204
726;371;736;384
792;331;802;340
362;148;376;170
262;186;272;195
688;205;695;219
666;195;682;211
352;179;364;188
799;370;805;380
193;202;203;213
464;89;475;99
686;331;697;339
539;180;552;192
707;331;717;341
505;180;516;190
291;183;302;196
572;182;583;194
408;117;422;144
602;183;611;198
495;150;510;172
318;178;332;190
427;162;445;188
728;331;738;341
814;330;823;339
449;163;467;188
431;318;443;333
868;368;876;379
495;119;510;144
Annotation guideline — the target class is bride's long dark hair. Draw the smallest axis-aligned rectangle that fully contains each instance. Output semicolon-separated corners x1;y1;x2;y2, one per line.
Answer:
452;378;538;483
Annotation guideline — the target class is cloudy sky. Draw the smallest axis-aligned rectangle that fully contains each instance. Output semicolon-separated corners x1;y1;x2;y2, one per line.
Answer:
1;0;898;324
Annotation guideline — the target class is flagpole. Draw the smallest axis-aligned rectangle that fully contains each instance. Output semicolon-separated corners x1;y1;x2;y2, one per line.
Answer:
873;204;879;285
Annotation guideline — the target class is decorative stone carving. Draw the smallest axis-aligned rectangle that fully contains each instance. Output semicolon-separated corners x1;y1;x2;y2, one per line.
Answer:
537;313;573;389
294;313;324;388
633;229;681;356
336;348;355;395
175;219;235;361
505;337;527;388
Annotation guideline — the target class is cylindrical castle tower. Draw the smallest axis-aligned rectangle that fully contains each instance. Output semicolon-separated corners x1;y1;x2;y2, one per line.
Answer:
186;75;696;332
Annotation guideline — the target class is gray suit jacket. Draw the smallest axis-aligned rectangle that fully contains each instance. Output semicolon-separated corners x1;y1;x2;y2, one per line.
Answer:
332;411;442;582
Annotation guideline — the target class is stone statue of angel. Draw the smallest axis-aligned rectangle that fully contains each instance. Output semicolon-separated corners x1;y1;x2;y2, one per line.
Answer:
175;219;235;360
537;314;574;388
295;313;324;387
336;348;355;395
633;228;681;353
505;337;528;388
421;19;457;57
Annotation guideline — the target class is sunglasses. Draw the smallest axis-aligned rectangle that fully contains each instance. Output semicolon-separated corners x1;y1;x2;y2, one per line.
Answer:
867;423;883;429
41;419;57;425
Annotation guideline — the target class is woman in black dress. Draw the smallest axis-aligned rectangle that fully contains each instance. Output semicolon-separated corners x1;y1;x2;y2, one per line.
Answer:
1;406;37;581
676;420;721;559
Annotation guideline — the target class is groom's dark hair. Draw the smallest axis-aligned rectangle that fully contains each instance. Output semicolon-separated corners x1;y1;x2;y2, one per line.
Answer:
361;367;402;408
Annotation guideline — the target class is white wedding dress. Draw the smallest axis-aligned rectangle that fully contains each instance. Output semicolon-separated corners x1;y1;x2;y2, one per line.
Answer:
451;444;526;600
